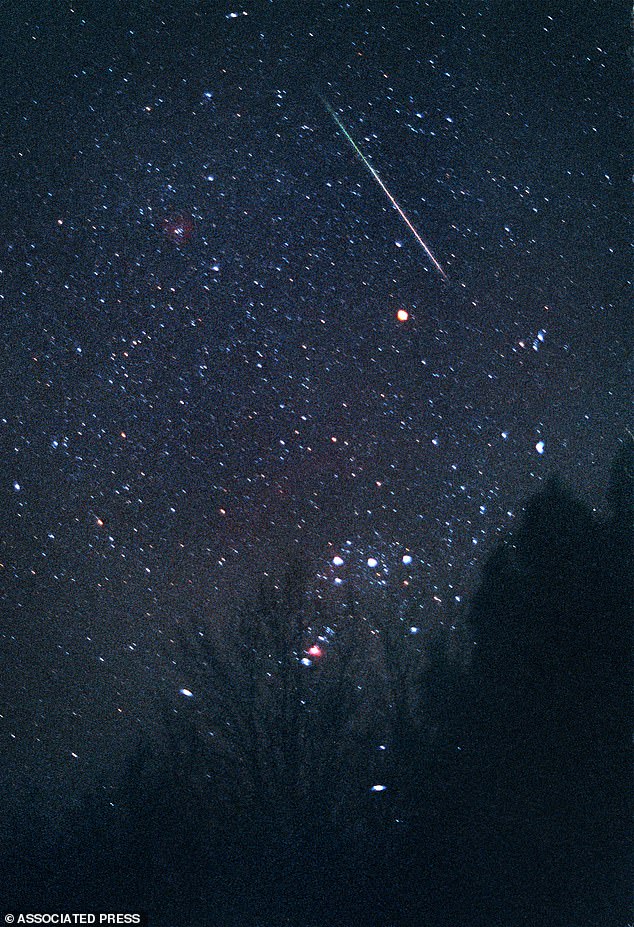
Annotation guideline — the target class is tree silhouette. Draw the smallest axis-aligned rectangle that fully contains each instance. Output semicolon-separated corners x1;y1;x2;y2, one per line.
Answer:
192;569;464;814
13;448;630;926
446;465;632;925
131;556;462;921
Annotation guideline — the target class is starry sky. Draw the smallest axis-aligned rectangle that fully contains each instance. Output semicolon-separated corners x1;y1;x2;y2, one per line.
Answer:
0;0;629;812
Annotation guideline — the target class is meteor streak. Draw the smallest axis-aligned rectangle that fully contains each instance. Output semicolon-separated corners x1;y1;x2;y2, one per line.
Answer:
319;95;448;281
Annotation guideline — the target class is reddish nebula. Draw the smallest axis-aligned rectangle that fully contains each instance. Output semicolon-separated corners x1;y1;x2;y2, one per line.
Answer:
162;213;195;244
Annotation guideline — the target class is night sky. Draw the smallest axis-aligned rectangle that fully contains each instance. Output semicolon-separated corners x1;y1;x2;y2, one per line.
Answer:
0;1;629;814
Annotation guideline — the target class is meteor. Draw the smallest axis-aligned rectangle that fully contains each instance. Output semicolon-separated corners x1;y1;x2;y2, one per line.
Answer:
319;94;448;282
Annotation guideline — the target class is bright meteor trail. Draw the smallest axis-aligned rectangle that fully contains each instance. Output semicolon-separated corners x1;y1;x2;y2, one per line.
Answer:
319;95;448;281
